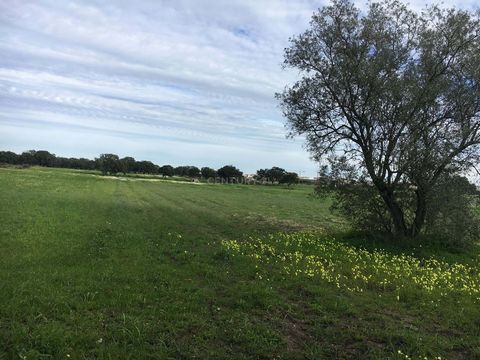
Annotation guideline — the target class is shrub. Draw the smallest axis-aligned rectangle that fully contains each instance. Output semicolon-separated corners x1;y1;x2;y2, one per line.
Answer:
318;173;480;245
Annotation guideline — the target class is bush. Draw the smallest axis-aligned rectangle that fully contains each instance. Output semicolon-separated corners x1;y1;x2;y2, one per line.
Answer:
424;175;480;246
318;174;480;245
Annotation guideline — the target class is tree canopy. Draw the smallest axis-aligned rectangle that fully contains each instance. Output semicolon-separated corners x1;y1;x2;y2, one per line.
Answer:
279;172;300;186
159;165;174;177
96;154;121;175
256;167;289;183
217;165;243;181
201;167;217;178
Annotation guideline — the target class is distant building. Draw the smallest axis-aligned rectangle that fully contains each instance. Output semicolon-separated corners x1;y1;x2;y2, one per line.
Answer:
299;176;317;184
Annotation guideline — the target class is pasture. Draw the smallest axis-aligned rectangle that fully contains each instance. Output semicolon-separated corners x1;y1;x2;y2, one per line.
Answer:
0;166;479;359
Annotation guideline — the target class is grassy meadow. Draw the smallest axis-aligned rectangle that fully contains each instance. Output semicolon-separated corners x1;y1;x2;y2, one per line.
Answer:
0;166;479;359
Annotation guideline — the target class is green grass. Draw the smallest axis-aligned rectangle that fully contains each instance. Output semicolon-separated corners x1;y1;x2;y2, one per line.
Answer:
0;166;479;359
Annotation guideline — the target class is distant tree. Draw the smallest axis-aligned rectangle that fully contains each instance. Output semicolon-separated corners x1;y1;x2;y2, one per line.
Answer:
266;167;286;183
201;167;217;179
280;172;299;186
217;165;243;182
172;166;200;177
159;165;174;177
79;158;96;170
186;166;200;178
54;156;70;168
0;151;19;164
96;154;121;175
63;157;95;170
278;0;480;238
255;167;288;183
255;169;268;182
33;150;56;167
136;160;157;174
14;149;56;167
19;150;36;165
174;166;188;177
120;157;136;174
0;149;104;171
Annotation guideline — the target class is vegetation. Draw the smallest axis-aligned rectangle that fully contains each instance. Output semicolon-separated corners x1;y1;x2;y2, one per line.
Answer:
158;164;174;177
0;150;301;185
97;153;122;175
0;149;96;170
217;165;243;182
278;0;480;239
425;174;480;243
317;162;480;245
223;232;480;302
279;172;300;187
255;167;299;186
256;167;287;183
174;165;201;178
201;166;217;179
0;166;479;358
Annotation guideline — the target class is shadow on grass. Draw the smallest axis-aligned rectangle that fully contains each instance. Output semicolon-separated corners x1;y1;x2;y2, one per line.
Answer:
332;229;479;264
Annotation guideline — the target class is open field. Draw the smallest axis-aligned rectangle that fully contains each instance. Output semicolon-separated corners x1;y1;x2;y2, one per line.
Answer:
0;166;479;359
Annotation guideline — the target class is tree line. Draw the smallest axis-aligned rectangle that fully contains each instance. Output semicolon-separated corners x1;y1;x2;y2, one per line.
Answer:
0;150;299;185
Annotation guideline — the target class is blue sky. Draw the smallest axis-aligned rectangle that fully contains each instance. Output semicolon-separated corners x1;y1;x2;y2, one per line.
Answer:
0;0;478;176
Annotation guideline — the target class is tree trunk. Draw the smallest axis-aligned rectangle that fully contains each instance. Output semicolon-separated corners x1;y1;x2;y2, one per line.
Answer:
368;159;410;238
374;182;409;238
410;189;427;238
377;186;409;238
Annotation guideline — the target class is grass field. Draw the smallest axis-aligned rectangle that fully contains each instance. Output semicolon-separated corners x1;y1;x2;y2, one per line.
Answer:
0;166;479;359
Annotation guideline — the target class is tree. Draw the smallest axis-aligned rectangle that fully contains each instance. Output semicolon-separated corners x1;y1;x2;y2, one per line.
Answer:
159;165;174;177
217;165;243;182
136;160;157;174
255;169;268;182
187;166;201;178
55;156;95;170
120;157;136;174
201;167;217;178
266;167;286;183
280;172;300;186
174;166;188;176
173;166;200;177
0;151;19;164
33;150;56;167
278;0;480;238
19;150;36;165
96;154;121;175
74;158;96;170
255;167;287;183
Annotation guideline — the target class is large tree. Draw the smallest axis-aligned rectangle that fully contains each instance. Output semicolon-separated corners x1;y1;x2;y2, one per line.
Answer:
136;160;158;174
201;167;217;179
280;172;300;187
187;166;201;178
267;167;287;183
278;0;480;238
217;165;243;182
96;154;121;175
120;156;136;174
159;165;174;177
0;151;19;164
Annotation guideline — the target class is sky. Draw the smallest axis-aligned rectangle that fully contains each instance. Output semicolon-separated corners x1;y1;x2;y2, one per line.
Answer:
0;0;478;177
